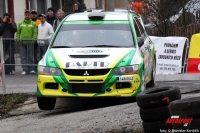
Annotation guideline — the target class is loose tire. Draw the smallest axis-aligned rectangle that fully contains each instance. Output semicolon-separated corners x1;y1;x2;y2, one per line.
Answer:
140;105;170;122
136;86;181;109
37;97;56;110
170;96;200;118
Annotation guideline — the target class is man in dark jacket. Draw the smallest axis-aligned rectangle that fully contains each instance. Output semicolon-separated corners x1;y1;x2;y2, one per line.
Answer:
46;7;56;26
73;2;83;13
0;13;17;74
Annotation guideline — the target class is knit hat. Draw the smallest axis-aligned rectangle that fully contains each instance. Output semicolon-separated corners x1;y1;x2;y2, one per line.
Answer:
47;7;54;12
3;13;11;18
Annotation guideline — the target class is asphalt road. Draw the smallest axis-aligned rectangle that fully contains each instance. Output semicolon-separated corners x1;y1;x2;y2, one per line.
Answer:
1;67;200;132
0;65;37;94
0;87;199;133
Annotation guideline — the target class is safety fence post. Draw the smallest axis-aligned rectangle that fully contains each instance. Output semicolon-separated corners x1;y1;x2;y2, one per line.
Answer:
0;36;6;95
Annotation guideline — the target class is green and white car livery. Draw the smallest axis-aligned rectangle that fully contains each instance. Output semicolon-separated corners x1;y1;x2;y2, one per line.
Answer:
37;11;156;110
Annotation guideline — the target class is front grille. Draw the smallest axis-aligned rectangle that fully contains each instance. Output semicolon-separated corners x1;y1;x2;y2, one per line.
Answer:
69;83;104;93
69;55;109;58
64;69;110;76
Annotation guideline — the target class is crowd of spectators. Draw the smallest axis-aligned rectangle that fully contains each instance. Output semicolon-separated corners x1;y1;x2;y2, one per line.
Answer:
0;2;83;75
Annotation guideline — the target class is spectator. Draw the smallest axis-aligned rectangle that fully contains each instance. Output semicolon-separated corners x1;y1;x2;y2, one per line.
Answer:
53;9;65;31
37;14;54;61
46;7;56;26
0;13;17;75
16;10;37;75
73;2;83;13
30;9;41;70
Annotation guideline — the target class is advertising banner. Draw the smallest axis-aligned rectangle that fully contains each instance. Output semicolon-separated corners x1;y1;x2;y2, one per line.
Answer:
150;36;187;75
187;34;200;73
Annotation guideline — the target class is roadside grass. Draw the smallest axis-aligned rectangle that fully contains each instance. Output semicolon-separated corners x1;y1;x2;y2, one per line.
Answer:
0;93;29;118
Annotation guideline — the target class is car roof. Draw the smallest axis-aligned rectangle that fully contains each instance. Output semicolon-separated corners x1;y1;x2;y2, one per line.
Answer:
65;11;137;21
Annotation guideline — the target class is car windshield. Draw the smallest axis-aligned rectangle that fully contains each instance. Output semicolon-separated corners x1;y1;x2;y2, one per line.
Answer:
51;23;135;47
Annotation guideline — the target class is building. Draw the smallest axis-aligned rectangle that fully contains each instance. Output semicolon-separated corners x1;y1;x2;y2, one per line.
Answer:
0;0;130;24
0;0;63;24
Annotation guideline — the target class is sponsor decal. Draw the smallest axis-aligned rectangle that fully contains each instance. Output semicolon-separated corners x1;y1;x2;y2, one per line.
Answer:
116;75;134;82
77;50;103;54
162;116;199;133
66;61;110;68
166;116;193;127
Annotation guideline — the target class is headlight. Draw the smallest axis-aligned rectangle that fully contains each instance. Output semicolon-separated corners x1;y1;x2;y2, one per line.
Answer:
39;66;61;76
113;65;139;75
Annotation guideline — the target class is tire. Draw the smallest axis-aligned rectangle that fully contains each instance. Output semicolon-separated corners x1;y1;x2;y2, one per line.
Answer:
136;86;181;109
140;106;170;122
172;117;200;130
170;96;200;118
147;58;156;88
37;97;56;110
143;120;173;133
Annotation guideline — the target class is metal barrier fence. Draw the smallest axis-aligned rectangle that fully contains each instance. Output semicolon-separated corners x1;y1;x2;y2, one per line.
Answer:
0;37;48;95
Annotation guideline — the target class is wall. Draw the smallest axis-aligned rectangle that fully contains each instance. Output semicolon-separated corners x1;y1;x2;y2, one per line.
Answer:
115;0;129;9
84;0;96;9
14;0;26;24
0;0;5;18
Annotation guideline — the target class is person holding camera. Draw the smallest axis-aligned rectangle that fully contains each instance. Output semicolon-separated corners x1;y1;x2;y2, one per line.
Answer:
0;13;17;75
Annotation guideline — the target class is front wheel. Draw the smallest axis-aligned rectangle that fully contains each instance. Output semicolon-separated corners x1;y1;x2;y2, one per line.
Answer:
37;97;56;110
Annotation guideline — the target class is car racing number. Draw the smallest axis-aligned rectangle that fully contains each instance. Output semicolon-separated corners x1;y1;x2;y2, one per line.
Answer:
66;61;110;68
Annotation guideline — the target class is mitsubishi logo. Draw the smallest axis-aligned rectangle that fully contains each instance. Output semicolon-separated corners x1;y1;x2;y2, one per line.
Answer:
83;70;89;76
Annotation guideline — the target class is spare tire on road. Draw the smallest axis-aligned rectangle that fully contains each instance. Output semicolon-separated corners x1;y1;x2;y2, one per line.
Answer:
136;86;181;109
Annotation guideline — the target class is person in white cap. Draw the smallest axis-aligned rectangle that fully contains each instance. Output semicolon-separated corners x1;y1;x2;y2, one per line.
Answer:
37;14;54;61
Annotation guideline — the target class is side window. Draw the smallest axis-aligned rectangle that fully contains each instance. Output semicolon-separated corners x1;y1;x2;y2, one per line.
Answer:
134;17;146;38
134;19;142;37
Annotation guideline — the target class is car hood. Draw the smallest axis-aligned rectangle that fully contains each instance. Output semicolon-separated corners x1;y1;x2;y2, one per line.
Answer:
40;48;138;69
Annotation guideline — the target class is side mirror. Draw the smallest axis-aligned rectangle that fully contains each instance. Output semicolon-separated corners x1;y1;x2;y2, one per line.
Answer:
138;37;144;47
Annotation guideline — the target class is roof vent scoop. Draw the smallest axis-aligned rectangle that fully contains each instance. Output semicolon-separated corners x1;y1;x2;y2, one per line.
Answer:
88;12;105;20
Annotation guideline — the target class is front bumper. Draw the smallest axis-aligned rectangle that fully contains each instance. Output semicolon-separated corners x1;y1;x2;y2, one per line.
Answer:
37;73;142;97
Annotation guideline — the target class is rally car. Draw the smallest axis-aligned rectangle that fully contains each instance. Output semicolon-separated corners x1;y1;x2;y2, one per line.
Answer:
37;10;156;110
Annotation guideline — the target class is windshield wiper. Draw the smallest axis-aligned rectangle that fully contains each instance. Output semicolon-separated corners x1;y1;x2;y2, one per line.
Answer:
84;45;121;47
51;46;72;48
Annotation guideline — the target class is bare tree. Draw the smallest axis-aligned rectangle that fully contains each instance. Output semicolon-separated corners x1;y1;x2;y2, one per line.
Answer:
130;0;200;35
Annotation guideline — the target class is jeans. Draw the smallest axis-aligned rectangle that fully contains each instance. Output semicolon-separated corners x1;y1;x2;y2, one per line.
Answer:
20;44;34;72
3;42;15;71
37;45;48;61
